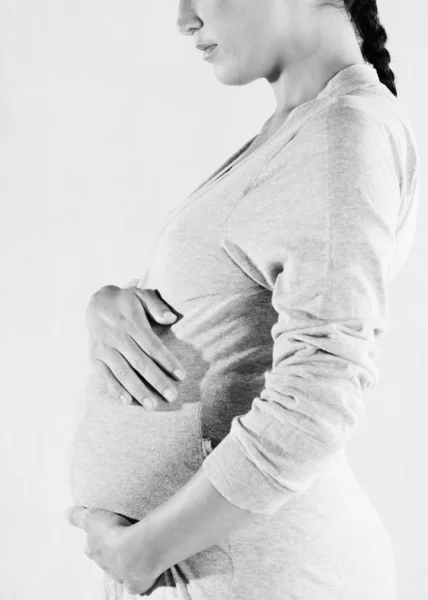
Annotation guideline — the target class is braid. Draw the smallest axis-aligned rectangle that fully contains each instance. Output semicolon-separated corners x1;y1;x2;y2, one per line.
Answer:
344;0;398;97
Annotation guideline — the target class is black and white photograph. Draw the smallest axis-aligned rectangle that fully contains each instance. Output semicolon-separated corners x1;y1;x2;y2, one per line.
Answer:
1;1;426;598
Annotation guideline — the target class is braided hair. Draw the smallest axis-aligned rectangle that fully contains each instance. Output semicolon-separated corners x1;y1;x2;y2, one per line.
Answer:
321;0;398;97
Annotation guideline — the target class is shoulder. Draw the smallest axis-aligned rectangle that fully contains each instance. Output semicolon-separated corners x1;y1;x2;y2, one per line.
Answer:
248;96;394;195
296;96;389;147
295;92;416;169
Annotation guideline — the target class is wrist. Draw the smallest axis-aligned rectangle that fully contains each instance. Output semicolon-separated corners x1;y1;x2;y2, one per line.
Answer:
124;517;163;580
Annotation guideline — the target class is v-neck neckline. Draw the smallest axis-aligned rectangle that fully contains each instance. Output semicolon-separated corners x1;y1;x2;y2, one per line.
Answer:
186;63;381;200
186;134;258;198
161;62;383;228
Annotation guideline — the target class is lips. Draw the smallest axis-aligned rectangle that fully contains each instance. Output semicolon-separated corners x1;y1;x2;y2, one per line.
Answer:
196;42;218;52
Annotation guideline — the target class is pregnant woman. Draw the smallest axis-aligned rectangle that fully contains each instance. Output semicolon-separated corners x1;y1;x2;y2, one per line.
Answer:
67;1;420;599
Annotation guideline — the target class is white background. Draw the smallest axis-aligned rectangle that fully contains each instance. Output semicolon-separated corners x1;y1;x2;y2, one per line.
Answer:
1;1;426;598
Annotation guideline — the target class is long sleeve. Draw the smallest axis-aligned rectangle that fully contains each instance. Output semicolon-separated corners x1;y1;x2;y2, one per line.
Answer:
202;102;404;515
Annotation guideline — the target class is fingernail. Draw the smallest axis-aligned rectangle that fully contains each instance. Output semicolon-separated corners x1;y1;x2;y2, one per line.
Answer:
143;398;155;410
174;369;186;380
120;394;131;405
163;311;177;321
164;388;175;402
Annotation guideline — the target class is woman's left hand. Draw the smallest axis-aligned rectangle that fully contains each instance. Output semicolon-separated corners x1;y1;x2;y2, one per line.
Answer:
66;506;160;596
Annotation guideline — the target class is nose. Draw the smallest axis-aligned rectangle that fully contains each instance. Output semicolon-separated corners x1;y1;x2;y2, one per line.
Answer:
176;0;202;36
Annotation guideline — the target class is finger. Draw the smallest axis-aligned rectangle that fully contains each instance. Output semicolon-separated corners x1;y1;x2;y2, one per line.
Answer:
122;336;181;404
66;506;89;531
94;353;161;410
127;321;187;384
126;289;187;379
91;358;133;405
133;288;179;325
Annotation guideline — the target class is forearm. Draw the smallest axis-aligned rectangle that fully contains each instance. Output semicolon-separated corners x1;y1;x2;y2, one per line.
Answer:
130;465;257;578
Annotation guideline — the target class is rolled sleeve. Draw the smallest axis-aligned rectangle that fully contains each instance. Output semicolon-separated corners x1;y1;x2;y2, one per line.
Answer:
202;103;402;515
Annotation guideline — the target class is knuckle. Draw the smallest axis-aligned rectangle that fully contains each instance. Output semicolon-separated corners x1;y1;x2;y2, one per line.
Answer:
133;387;148;404
133;356;147;374
143;343;155;358
114;367;125;380
151;377;162;392
145;334;161;356
91;360;109;380
163;357;175;373
148;372;166;394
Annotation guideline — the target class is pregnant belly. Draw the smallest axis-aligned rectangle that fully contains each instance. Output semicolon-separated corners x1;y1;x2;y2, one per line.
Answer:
68;370;204;522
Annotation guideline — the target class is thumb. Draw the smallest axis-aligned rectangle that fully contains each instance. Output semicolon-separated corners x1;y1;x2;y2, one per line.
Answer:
134;288;180;325
88;509;133;528
71;507;132;533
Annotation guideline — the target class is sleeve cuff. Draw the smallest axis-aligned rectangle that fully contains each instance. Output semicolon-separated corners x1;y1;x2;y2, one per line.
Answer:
202;432;295;515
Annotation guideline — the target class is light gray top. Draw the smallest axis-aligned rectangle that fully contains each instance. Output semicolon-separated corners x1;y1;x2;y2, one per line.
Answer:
70;63;420;520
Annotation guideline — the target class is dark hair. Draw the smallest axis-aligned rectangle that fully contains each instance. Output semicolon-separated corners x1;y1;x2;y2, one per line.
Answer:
320;0;398;97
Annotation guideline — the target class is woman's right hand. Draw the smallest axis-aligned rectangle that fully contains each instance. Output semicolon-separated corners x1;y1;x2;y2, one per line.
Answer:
85;284;187;411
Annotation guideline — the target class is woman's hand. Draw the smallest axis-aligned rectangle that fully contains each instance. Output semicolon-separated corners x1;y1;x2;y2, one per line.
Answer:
85;283;187;410
66;506;161;596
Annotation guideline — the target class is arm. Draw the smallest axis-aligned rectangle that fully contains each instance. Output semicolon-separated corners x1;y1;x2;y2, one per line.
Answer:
129;103;407;575
128;465;256;579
